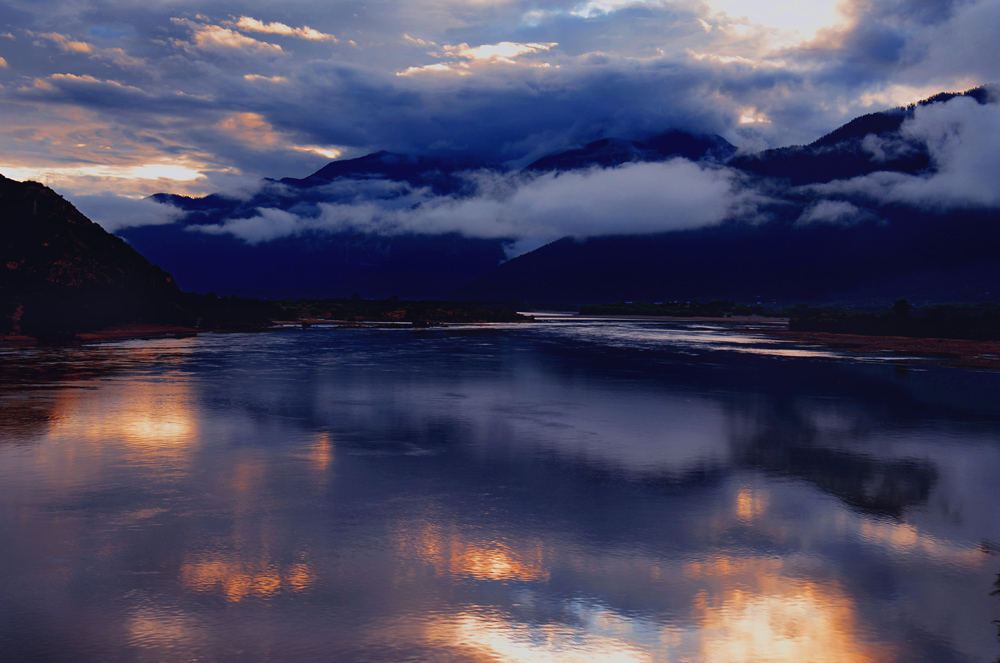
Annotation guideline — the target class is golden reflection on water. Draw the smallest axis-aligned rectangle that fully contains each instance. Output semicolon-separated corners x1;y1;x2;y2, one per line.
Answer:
433;611;654;663
735;487;769;522
311;430;334;471
427;557;891;663
691;580;890;663
397;522;549;582
857;518;990;566
47;374;198;454
180;555;317;602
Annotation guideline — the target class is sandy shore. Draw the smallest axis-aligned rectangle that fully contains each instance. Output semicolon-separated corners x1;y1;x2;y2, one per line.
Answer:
771;330;1000;370
567;315;790;324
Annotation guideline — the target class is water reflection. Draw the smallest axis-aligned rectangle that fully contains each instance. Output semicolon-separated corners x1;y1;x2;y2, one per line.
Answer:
396;522;549;583
1;324;999;662
181;554;317;602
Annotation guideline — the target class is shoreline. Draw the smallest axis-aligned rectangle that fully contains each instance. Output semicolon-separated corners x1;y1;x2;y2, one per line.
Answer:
770;330;1000;370
1;325;200;347
569;314;789;324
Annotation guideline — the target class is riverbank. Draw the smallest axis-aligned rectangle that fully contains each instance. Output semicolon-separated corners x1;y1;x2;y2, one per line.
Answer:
2;325;200;346
771;330;1000;370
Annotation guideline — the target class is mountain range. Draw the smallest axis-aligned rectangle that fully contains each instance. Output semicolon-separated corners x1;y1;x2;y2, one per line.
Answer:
43;86;1000;306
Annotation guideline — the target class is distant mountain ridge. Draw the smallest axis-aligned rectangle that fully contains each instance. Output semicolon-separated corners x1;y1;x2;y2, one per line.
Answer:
132;127;739;299
729;87;991;185
525;130;736;172
123;86;998;305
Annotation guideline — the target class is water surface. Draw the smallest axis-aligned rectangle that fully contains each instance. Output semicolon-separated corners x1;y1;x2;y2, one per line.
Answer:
2;320;999;662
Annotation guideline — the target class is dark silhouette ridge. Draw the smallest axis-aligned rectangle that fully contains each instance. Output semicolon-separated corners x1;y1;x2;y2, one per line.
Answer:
0;175;193;340
525;130;736;172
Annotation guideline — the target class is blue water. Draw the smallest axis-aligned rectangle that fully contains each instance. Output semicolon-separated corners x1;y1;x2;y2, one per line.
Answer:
1;319;999;662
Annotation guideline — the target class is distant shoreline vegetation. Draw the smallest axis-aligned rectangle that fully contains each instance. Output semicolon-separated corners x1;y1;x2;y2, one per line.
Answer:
0;292;532;344
789;300;1000;342
269;296;530;325
579;299;1000;343
579;301;779;318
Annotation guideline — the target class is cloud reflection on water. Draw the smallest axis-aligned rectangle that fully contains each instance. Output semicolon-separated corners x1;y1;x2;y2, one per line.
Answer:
0;326;999;661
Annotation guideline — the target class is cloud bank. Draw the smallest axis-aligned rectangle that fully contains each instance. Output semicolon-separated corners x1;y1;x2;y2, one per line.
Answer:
192;159;763;250
811;94;1000;209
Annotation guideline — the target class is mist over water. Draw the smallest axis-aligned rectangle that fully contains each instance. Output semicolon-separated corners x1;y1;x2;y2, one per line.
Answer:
1;321;999;662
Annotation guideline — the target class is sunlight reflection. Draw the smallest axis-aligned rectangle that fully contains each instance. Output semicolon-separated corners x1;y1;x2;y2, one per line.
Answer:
857;518;990;566
684;556;888;661
692;582;889;662
180;555;317;602
430;562;890;663
397;522;549;582
48;374;198;454
311;430;335;471
735;487;769;522
435;611;653;663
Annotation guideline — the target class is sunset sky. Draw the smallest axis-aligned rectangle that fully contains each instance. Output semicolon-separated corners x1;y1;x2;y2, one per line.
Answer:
0;0;994;222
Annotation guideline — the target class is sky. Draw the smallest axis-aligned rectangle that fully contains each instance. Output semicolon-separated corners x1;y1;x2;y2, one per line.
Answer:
0;0;995;236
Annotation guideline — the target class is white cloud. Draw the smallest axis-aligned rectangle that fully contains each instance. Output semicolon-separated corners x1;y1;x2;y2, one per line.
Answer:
796;200;871;225
812;95;1000;210
195;207;302;244
72;194;185;232
570;0;664;19
235;17;337;42
36;32;93;53
397;41;556;75
193;159;763;249
171;19;283;52
445;42;557;62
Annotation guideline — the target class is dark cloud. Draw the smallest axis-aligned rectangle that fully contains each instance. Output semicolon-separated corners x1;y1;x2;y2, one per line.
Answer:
0;0;993;206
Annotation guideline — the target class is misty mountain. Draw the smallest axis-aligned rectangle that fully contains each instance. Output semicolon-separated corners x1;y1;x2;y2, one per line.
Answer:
121;87;998;305
525;130;736;172
452;205;1000;305
728;87;990;186
125;128;738;299
454;87;1000;305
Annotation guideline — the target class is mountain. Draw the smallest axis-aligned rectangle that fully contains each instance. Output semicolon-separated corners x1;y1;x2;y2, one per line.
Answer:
452;206;1000;306
278;151;495;194
0;175;191;338
122;89;997;306
525;130;736;172
728;87;990;185
454;87;1000;306
127;129;736;299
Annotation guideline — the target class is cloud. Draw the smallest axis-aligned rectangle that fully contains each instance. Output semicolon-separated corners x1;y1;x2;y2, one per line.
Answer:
812;94;1000;209
72;194;185;233
403;34;438;48
0;0;994;205
192;159;764;249
171;19;283;52
397;40;557;76
36;32;93;53
796;199;872;225
234;17;337;42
